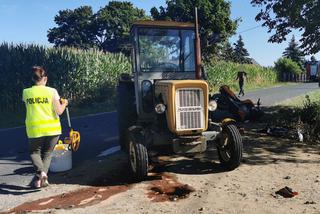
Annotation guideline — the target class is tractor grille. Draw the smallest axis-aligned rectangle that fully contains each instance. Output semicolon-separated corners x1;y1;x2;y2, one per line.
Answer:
176;88;205;131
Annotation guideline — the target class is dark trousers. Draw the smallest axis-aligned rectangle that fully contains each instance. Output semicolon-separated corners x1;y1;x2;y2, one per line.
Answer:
238;81;244;96
29;135;59;175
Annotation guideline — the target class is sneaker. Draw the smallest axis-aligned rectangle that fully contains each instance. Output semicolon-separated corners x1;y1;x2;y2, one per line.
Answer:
33;178;41;189
40;171;49;187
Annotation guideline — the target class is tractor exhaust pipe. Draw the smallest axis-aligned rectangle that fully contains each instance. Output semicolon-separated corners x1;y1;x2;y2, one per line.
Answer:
195;7;202;80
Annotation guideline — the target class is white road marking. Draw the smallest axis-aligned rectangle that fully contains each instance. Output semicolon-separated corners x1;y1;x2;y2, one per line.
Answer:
97;145;121;157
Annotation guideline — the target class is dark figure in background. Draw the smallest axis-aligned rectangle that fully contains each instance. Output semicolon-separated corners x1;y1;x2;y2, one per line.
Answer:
236;71;247;97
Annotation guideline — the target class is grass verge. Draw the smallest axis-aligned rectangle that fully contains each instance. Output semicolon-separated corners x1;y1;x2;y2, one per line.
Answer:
278;90;320;107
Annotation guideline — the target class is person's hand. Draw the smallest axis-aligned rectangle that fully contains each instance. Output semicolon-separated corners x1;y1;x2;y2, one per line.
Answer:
60;98;69;107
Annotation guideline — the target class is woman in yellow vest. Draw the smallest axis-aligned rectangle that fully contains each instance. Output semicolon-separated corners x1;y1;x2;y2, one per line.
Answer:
23;66;68;188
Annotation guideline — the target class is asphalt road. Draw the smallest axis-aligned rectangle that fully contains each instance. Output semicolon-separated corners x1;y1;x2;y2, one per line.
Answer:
242;82;319;106
0;112;118;187
0;82;318;188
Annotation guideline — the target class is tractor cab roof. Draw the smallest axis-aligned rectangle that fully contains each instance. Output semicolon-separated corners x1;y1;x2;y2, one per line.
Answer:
131;20;195;30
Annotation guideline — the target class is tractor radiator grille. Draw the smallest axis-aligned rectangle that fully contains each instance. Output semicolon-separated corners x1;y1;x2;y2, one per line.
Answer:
176;88;205;131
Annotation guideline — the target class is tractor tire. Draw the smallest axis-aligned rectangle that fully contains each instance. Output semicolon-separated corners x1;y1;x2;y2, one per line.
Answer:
117;77;136;151
128;129;148;181
217;124;243;170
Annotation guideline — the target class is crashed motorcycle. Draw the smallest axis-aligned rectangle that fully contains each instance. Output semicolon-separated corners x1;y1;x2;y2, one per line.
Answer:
209;85;263;123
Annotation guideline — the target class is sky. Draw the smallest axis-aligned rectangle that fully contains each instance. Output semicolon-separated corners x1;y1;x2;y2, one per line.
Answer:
0;0;319;66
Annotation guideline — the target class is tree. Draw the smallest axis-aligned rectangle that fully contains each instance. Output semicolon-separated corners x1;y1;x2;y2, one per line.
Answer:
93;1;147;54
221;42;235;62
47;6;96;49
151;0;238;59
283;35;305;68
47;1;147;54
275;57;302;75
233;35;250;64
251;0;320;54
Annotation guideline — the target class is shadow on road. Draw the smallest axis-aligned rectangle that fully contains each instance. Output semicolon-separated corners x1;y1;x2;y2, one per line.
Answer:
2;166;34;177
0;184;40;195
240;104;320;166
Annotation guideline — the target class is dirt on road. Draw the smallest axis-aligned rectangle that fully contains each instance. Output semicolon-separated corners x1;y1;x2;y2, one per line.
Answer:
1;123;320;214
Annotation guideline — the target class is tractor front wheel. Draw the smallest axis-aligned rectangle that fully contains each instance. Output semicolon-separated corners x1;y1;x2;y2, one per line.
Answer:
128;129;148;181
217;124;243;170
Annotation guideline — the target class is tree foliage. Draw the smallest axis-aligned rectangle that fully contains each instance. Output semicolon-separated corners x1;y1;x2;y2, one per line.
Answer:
251;0;320;54
221;42;235;62
94;1;146;54
274;57;302;75
47;6;96;49
150;0;238;58
233;35;251;64
47;1;147;54
283;35;305;68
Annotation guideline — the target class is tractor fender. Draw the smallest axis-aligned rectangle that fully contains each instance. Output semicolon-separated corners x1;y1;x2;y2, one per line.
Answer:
128;126;146;146
221;118;236;126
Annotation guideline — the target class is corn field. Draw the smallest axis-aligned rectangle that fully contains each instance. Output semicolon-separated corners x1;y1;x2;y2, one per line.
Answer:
0;43;131;112
0;43;277;114
206;60;277;92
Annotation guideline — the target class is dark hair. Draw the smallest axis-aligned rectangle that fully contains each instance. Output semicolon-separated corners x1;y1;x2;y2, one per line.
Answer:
32;66;47;83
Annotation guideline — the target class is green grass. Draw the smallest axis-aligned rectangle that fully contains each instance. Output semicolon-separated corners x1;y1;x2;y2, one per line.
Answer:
278;91;320;107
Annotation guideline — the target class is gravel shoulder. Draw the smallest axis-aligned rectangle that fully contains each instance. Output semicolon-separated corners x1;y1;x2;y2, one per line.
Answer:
1;122;320;214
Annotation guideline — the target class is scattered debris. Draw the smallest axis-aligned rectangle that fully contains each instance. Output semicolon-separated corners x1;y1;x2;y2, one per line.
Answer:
304;201;316;205
275;186;298;198
297;129;304;142
266;127;288;137
271;193;280;199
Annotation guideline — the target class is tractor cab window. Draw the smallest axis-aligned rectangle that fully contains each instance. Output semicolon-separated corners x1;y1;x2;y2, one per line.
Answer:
138;28;195;73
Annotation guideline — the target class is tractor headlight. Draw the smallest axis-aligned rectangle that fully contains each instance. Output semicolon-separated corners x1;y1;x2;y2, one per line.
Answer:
208;100;218;111
155;103;166;114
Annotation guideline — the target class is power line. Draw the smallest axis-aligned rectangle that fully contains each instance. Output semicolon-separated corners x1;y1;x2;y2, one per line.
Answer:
236;25;261;34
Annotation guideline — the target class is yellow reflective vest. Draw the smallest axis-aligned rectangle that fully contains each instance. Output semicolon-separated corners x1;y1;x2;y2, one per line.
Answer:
23;86;62;138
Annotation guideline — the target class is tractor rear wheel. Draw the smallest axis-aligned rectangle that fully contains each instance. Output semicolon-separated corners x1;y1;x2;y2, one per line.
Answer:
128;129;148;181
217;124;243;170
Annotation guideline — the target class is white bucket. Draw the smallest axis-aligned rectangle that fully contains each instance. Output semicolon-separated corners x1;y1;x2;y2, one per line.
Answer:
50;143;72;172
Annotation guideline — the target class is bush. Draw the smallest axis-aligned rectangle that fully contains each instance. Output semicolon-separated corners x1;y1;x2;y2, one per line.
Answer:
298;96;320;142
274;57;302;75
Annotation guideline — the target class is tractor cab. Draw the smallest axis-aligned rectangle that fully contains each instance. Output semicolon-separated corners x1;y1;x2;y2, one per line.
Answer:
131;20;196;77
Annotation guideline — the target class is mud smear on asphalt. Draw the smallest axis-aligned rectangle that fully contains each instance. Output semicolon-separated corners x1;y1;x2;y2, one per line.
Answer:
6;186;130;213
147;156;195;202
147;173;195;202
5;168;135;213
4;156;195;213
